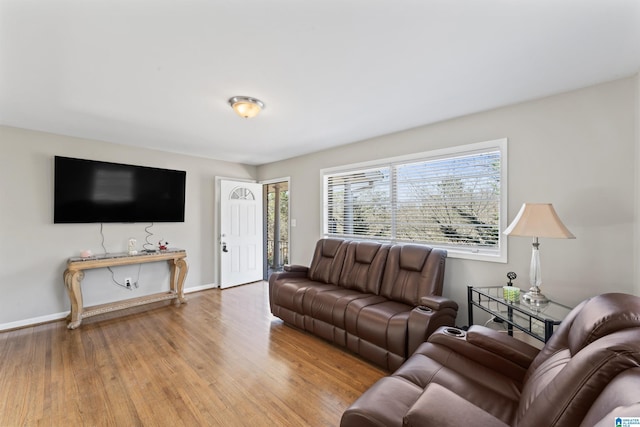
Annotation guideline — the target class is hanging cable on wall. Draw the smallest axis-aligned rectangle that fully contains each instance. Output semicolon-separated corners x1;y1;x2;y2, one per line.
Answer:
98;223;140;290
100;222;108;255
143;222;156;252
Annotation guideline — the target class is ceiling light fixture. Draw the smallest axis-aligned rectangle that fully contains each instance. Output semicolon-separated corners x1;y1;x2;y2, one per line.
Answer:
228;96;265;119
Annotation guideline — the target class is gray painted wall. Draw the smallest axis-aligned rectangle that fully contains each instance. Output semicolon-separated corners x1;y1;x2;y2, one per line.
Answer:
0;128;256;328
0;75;637;329
257;76;639;325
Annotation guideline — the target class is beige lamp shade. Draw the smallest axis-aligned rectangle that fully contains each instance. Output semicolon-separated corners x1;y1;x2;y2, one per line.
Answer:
504;203;575;239
504;203;574;306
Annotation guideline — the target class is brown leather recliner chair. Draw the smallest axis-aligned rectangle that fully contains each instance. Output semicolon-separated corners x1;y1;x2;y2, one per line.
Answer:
341;293;640;427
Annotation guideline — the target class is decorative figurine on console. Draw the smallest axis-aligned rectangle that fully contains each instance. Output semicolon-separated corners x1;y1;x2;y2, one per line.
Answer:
80;249;93;258
158;241;169;251
128;238;138;255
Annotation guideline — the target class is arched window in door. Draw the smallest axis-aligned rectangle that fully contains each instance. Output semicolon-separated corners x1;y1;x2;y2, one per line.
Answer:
230;187;255;200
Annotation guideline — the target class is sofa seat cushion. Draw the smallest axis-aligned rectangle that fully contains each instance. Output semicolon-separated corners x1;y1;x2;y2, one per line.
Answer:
340;376;423;427
270;277;320;313
346;300;412;357
303;287;377;329
393;343;521;424
403;383;510;427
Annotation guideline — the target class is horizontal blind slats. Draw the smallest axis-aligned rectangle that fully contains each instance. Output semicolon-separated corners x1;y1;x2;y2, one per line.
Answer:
324;148;501;251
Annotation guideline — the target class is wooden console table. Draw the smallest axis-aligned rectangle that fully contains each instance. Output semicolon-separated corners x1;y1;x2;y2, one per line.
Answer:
64;249;188;329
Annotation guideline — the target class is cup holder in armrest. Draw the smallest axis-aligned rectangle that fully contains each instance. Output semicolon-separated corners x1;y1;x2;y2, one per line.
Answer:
442;327;466;338
416;305;433;313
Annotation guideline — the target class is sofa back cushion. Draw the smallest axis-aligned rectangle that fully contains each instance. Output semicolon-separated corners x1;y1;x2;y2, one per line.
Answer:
339;241;390;294
579;368;640;427
567;293;640;354
526;294;640;377
308;238;348;284
379;244;446;305
516;293;640;427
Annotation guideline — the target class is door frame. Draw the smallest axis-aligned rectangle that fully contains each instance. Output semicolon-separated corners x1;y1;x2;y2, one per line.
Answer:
215;176;261;287
261;176;291;280
215;176;292;286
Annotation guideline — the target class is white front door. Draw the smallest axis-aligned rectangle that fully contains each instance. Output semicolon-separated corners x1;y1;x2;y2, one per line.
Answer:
220;180;264;288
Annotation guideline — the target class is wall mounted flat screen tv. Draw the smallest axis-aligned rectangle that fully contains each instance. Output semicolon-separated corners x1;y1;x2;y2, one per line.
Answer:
54;156;186;223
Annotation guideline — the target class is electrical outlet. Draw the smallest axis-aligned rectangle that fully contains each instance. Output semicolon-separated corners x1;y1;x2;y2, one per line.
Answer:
125;278;132;288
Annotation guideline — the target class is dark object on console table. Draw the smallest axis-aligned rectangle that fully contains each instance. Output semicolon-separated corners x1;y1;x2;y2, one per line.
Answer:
269;238;458;370
341;292;640;427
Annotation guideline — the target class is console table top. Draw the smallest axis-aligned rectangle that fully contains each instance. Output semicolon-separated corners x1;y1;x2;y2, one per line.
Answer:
68;248;186;269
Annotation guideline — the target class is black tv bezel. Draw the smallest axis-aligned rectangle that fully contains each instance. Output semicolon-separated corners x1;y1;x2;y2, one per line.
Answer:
54;156;186;224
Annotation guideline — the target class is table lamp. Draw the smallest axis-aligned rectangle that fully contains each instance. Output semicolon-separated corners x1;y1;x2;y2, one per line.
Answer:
503;203;575;305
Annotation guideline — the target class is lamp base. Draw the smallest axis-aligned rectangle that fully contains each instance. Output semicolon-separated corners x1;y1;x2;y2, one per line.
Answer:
522;287;549;306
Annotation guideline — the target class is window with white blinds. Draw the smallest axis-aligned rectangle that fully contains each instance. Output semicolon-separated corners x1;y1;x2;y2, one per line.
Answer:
322;139;507;262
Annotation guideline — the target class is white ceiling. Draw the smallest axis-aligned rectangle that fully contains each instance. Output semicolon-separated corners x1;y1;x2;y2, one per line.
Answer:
1;1;639;165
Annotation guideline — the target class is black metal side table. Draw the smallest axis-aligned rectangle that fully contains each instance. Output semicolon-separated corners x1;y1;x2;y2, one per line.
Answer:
467;285;572;342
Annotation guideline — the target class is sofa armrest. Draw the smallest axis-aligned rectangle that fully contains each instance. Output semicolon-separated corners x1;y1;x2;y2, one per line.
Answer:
407;297;458;356
466;325;540;368
283;264;309;273
269;266;309;284
268;266;310;312
403;383;510;427
425;325;539;382
419;295;459;311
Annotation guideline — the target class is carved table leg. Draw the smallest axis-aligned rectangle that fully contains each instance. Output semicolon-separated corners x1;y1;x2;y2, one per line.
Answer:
169;257;189;304
64;269;85;329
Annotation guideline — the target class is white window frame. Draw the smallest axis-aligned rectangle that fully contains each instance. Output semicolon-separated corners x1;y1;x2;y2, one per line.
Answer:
320;139;508;263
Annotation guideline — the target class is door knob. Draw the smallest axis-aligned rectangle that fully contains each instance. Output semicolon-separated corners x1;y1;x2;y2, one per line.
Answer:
222;242;228;253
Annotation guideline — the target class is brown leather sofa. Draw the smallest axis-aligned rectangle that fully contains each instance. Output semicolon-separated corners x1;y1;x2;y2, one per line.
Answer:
269;238;458;370
341;292;640;427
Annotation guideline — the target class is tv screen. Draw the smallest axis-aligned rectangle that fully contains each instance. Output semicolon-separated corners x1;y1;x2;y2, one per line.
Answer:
54;156;186;223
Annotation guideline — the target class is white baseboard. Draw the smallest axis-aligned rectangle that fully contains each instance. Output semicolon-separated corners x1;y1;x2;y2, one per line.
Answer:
185;283;219;293
0;311;69;332
0;284;221;332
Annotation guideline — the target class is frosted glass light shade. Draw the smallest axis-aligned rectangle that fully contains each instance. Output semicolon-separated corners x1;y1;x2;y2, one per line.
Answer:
228;96;265;119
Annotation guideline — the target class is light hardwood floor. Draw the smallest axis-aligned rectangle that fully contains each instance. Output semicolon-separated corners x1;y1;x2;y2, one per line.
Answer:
0;282;386;426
